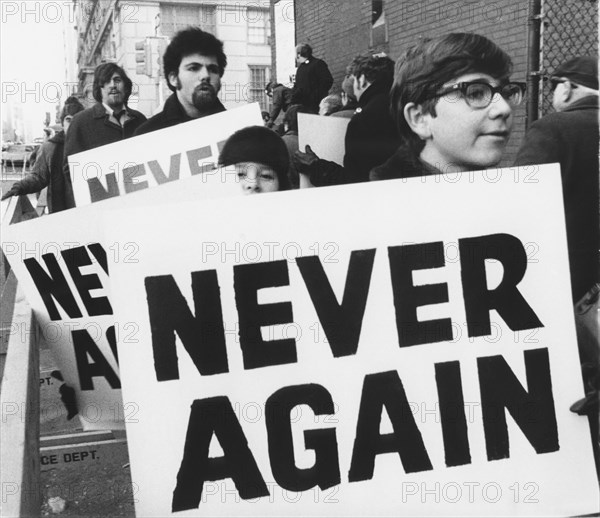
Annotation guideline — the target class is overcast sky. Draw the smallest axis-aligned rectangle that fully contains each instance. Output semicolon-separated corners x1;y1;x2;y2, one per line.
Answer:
2;1;71;129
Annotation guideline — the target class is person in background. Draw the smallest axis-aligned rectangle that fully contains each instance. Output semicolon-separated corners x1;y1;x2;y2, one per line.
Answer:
293;53;397;185
134;27;227;135
219;126;291;194
318;94;343;116
515;58;599;470
291;43;334;114
370;33;524;180
2;97;85;213
515;56;599;304
265;81;292;129
331;75;359;119
65;63;146;155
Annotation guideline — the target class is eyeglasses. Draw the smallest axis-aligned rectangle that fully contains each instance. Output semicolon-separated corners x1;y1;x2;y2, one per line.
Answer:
428;81;527;109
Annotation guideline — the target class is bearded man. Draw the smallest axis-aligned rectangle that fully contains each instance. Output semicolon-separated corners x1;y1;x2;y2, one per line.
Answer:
134;27;227;135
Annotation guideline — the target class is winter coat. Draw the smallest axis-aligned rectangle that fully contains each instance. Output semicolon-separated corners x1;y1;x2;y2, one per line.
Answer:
134;93;226;136
9;131;70;213
306;80;398;186
291;57;333;113
63;102;146;207
514;96;599;301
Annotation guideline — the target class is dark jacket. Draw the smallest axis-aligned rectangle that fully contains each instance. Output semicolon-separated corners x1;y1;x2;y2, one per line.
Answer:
9;131;70;213
64;102;146;156
291;57;333;113
268;84;292;123
307;80;398;186
370;145;442;181
63;102;146;206
514;96;599;301
134;93;226;136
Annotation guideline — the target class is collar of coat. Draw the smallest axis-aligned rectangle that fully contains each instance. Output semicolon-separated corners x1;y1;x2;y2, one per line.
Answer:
562;95;599;113
91;102;142;120
357;80;392;108
162;92;226;122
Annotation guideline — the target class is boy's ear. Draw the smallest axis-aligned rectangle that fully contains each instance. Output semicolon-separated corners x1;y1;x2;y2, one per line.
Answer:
404;102;432;140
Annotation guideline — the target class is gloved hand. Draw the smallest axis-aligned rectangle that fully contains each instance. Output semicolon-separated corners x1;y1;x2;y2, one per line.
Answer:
293;145;320;173
1;184;23;201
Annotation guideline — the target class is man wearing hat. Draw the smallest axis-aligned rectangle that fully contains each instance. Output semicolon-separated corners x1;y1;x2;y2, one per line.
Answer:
515;56;599;303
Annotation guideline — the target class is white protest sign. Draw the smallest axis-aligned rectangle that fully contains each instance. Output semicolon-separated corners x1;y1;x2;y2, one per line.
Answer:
105;164;599;516
1;170;243;431
298;113;350;189
68;103;262;206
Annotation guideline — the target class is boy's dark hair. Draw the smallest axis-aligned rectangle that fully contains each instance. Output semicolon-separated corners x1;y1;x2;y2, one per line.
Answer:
347;53;395;86
163;27;227;92
60;97;85;123
391;33;513;155
93;63;133;104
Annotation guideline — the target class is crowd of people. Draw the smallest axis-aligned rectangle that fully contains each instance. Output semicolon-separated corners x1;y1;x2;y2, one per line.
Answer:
2;28;598;468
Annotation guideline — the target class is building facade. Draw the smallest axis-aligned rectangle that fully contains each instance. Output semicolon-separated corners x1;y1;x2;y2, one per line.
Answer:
74;0;273;117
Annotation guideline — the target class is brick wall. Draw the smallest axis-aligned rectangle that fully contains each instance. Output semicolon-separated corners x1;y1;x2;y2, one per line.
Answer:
295;0;531;165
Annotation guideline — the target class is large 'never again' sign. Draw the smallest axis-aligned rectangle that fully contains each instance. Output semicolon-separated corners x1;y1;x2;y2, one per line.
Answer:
106;165;599;516
68;103;262;206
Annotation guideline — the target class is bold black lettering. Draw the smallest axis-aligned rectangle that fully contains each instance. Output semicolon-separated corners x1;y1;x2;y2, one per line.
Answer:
478;348;558;461
435;361;471;467
266;384;340;491
187;146;213;175
388;242;453;347
296;249;375;357
459;234;543;337
234;260;296;370
87;173;119;202
145;271;228;381
172;397;269;512
348;371;433;481
24;255;82;320
62;246;112;317
148;154;181;184
72;329;121;390
87;243;109;275
123;164;148;193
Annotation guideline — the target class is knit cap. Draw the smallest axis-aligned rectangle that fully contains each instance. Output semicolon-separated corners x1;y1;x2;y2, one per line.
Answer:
219;125;290;182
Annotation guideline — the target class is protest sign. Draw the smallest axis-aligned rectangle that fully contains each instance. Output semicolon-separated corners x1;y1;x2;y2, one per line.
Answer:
1;164;243;430
105;164;599;516
68;103;262;206
298;113;350;188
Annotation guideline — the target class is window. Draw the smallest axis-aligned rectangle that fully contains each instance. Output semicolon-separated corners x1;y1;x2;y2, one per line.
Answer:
160;3;216;38
247;7;270;45
248;66;270;110
371;0;388;46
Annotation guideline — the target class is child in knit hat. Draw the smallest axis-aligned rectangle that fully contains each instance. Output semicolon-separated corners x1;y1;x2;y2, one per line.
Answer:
219;125;291;194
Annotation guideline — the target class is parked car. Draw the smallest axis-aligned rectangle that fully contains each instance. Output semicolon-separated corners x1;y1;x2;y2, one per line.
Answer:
1;144;36;167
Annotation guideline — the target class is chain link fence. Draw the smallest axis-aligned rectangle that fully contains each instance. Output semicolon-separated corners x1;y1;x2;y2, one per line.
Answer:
539;0;598;116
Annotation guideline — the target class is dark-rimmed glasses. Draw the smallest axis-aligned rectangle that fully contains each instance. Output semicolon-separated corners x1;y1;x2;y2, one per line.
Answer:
427;81;527;109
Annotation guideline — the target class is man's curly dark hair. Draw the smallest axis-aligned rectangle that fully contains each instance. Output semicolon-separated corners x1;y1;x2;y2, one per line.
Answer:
163;27;227;92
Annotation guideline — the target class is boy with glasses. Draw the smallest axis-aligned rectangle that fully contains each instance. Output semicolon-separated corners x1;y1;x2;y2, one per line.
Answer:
370;33;525;180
